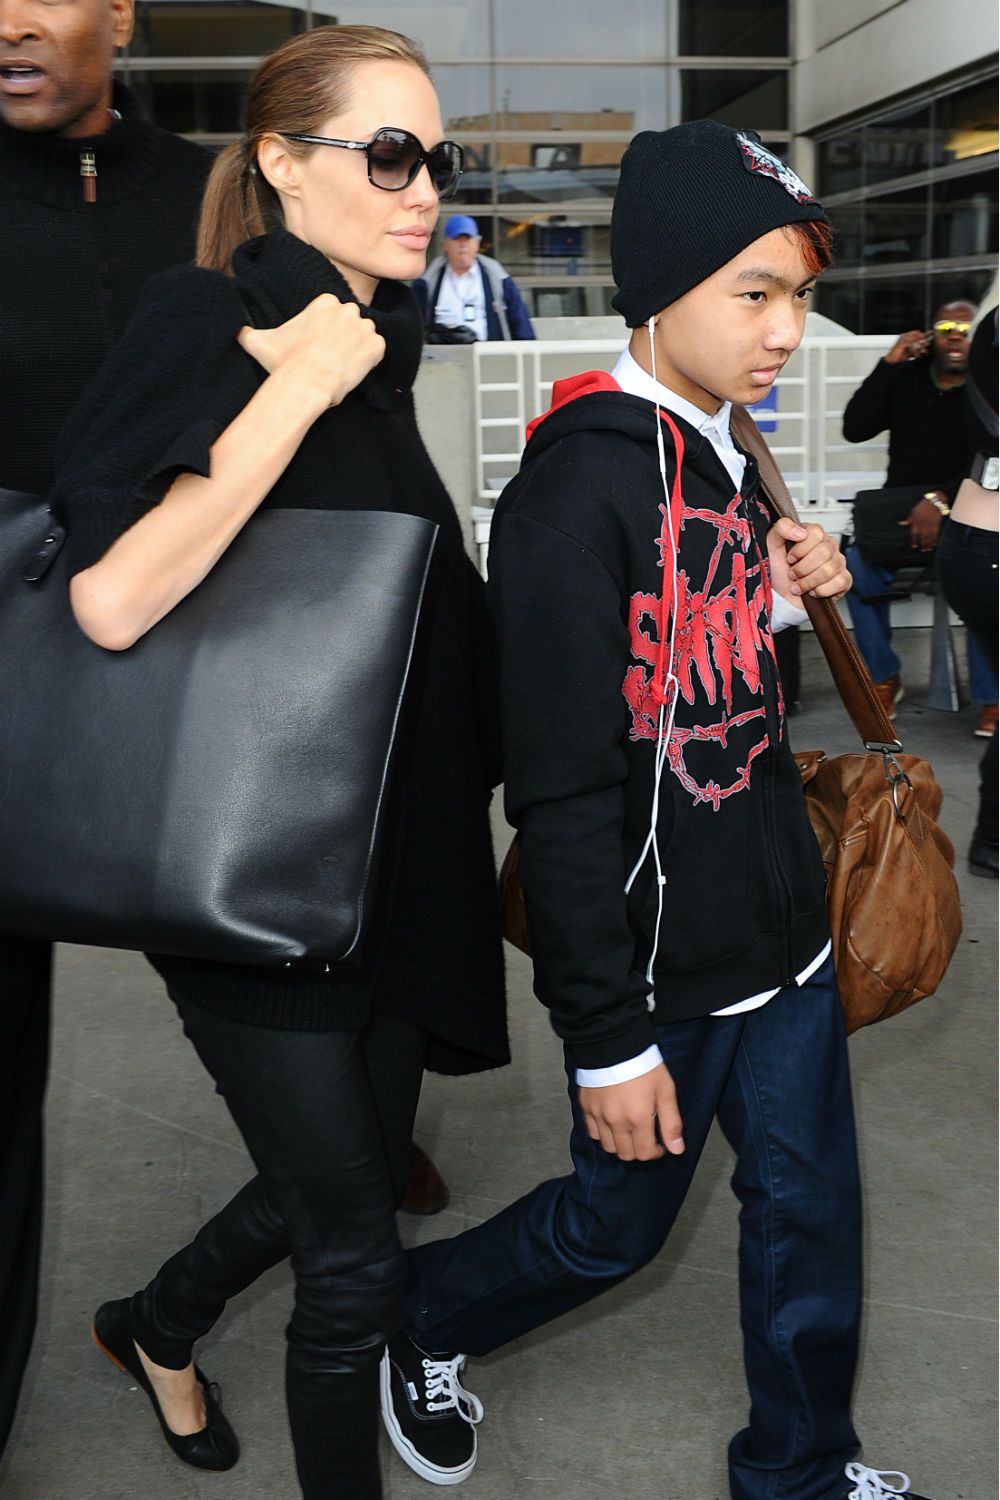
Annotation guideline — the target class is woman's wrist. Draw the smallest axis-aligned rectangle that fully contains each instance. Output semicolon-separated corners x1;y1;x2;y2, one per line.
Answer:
265;359;333;426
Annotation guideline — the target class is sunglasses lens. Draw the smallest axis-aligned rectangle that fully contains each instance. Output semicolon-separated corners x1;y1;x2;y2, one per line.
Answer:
428;141;463;198
367;129;421;188
934;321;971;335
365;131;463;196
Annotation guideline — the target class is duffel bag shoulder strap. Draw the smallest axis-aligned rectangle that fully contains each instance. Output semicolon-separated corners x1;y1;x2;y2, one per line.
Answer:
729;405;899;752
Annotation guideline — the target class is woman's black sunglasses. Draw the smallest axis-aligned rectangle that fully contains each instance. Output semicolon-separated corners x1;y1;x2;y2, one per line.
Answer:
283;126;464;199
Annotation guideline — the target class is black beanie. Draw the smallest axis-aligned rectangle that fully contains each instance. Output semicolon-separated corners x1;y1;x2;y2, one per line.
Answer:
611;121;829;327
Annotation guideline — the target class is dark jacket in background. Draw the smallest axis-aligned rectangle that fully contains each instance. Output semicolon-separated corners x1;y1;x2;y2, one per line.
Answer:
0;82;209;1461
0;83;210;493
52;228;509;1076
841;355;970;498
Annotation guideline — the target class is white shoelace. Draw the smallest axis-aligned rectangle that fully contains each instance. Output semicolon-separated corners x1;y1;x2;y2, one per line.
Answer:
845;1462;911;1499
421;1355;484;1425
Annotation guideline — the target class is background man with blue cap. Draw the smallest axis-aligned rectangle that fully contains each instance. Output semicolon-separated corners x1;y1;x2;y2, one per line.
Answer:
414;214;535;341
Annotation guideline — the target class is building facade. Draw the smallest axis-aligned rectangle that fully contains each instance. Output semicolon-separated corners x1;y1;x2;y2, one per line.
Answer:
119;0;997;329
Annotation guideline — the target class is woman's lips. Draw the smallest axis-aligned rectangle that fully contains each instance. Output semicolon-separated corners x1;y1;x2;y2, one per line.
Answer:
390;228;431;251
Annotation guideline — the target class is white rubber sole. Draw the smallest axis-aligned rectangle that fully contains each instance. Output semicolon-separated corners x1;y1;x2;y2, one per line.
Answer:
379;1353;477;1486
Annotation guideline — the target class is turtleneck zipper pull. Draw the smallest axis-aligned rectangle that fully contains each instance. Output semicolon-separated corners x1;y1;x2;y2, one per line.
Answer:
80;149;97;203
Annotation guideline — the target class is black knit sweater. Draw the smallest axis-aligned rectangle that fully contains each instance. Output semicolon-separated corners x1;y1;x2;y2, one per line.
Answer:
0;83;211;493
841;354;970;497
51;228;509;1075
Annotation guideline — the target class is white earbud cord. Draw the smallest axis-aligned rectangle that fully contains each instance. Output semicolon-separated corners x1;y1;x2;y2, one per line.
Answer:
623;317;682;1007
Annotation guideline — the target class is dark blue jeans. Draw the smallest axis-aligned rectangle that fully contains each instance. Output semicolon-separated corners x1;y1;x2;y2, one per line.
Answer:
404;958;861;1500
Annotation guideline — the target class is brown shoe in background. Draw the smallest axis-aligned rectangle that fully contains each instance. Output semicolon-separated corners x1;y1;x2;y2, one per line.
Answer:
872;674;904;718
974;703;998;738
400;1144;450;1216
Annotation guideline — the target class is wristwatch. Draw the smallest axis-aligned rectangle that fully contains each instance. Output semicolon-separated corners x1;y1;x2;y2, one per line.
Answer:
923;491;951;516
969;452;1000;490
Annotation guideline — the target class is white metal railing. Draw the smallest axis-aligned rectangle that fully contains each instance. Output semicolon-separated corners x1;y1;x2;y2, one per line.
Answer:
471;334;896;522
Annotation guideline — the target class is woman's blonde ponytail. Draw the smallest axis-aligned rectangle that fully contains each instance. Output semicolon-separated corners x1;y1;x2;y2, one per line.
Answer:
195;144;267;273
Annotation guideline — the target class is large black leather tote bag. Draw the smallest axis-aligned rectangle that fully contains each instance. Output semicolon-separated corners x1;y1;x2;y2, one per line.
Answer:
0;487;437;964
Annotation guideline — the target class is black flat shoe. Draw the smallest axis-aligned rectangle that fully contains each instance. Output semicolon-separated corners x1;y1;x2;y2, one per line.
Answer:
92;1299;240;1472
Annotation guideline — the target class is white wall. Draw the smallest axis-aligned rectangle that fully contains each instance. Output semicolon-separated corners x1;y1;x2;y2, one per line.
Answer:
793;0;998;132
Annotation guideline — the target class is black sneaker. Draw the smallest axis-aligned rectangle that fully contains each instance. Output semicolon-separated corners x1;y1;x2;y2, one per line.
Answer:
380;1331;483;1486
844;1462;934;1499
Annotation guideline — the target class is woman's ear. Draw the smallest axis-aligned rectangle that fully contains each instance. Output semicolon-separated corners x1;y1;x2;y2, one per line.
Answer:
256;135;305;204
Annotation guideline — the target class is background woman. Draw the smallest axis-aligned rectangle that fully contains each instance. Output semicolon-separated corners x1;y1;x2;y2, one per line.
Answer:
935;280;999;879
51;26;507;1499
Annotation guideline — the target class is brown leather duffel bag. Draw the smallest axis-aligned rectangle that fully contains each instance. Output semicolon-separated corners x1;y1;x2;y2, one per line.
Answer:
498;411;963;1034
793;747;959;1031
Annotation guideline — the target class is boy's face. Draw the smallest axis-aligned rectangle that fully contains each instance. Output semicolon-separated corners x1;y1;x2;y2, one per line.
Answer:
637;226;819;415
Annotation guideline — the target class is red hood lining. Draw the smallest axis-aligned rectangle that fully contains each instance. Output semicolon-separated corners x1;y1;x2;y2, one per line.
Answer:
524;370;623;444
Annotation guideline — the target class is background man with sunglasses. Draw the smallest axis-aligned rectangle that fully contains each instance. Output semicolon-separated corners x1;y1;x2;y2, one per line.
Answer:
415;214;536;341
842;298;998;729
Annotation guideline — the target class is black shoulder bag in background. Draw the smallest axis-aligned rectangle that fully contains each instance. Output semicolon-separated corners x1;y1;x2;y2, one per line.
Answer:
851;484;933;569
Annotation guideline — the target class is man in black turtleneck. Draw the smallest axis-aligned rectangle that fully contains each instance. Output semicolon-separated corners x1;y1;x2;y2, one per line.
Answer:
0;0;209;1456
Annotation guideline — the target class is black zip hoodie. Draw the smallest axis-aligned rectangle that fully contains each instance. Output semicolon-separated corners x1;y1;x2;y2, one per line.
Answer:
487;371;830;1069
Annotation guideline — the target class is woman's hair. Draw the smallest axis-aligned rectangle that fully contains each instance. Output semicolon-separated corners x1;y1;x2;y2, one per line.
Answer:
785;218;835;278
196;25;430;273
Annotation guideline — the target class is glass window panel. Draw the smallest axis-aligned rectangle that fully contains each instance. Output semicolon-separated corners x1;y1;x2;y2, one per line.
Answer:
130;2;306;59
680;70;787;132
494;66;667;136
496;140;625;204
936;75;999;166
863;275;928;336
528;284;617;318
431;65;493;134
862;100;935;188
932;171;999;259
862;186;929;266
818;130;864;196
929;267;998;317
328;1;491;58
126;67;253;135
678;0;789;58
815;279;863;334
493;213;612;279
829;202;864;266
493;1;667;58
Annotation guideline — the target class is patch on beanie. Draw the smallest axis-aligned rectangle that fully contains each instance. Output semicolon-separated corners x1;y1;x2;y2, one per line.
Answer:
735;133;816;204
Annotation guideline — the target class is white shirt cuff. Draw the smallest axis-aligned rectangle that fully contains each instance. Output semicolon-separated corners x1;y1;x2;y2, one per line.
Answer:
770;591;806;633
576;1043;664;1089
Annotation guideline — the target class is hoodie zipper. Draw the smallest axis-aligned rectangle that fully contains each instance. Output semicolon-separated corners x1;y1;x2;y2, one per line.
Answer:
80;149;97;202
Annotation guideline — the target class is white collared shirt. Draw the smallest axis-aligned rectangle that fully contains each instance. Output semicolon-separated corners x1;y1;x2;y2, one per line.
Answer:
575;348;827;1090
433;266;488;342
